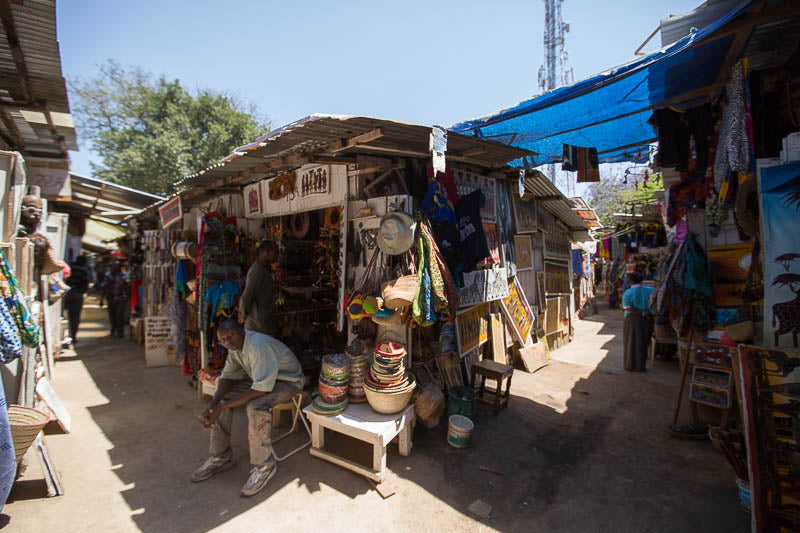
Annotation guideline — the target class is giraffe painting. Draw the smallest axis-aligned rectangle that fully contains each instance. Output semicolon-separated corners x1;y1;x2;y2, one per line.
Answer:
772;273;800;348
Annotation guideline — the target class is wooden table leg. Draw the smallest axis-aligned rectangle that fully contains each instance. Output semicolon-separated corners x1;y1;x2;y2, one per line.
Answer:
493;377;501;414
311;421;325;449
479;374;487;401
399;422;413;456
504;374;512;408
373;440;387;479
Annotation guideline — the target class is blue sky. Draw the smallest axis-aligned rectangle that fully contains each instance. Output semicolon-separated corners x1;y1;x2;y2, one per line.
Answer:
58;0;700;178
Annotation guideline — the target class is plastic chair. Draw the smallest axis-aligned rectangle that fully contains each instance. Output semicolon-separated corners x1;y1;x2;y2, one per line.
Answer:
271;391;313;462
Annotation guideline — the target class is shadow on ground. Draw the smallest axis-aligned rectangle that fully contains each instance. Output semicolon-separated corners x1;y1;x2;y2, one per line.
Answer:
9;299;750;532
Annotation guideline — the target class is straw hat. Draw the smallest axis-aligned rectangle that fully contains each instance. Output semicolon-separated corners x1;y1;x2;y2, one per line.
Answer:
376;212;416;255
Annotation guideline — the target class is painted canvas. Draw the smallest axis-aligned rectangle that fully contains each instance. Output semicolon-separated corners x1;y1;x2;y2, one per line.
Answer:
500;277;535;345
708;243;753;307
545;261;570;294
759;162;800;347
512;195;537;233
459;267;510;307
479;223;501;266
515;235;533;271
455;302;491;357
738;345;800;532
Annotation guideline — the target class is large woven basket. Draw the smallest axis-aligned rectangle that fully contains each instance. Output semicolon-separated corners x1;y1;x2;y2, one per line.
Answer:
8;405;50;464
364;375;416;414
381;276;418;310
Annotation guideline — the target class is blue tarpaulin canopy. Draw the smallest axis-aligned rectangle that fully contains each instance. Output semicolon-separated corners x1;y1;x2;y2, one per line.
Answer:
451;1;758;167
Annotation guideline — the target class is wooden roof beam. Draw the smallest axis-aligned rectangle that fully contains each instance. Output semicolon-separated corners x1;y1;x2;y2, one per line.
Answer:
0;105;24;151
323;128;383;153
0;0;33;104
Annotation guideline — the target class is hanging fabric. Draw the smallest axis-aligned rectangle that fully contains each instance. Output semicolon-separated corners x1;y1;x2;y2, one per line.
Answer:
0;248;38;347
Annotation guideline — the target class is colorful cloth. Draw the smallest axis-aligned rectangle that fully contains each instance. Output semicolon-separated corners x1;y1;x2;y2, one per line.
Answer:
0;248;38;347
421;176;457;225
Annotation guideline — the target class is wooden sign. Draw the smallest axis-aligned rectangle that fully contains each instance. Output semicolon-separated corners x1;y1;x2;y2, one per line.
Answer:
515;234;533;271
453;169;496;223
455;302;491;357
26;160;71;200
299;164;330;197
243;182;263;217
459;267;509;307
500;277;535;346
158;196;182;229
145;316;174;367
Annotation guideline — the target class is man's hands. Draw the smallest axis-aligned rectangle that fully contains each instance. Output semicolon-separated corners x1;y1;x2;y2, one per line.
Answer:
199;402;222;429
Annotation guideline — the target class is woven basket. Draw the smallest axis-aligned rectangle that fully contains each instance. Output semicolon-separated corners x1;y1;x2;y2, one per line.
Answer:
371;310;404;327
382;276;418;310
9;405;50;464
364;384;415;414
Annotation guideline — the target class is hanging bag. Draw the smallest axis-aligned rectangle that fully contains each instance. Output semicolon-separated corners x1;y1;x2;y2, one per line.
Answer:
0;248;39;347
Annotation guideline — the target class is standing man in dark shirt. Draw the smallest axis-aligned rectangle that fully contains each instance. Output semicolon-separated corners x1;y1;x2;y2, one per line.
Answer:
104;262;128;338
239;240;278;336
64;255;90;344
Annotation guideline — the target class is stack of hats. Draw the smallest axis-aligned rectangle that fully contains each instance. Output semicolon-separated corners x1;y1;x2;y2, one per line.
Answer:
363;342;416;415
346;340;369;403
313;354;350;416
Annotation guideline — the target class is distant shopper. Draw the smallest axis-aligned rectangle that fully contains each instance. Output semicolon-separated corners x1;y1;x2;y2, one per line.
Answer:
64;255;90;344
192;319;304;497
622;272;654;372
238;240;278;336
104;262;128;338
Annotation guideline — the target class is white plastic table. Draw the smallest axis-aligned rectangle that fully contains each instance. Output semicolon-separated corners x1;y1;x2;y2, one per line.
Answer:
303;402;414;483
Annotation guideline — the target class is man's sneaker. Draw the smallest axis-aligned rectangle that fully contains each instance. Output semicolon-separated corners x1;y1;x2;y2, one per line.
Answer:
240;462;276;497
190;453;235;483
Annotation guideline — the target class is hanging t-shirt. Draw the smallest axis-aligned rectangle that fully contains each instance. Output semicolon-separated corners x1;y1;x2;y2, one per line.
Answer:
455;190;490;269
431;221;460;278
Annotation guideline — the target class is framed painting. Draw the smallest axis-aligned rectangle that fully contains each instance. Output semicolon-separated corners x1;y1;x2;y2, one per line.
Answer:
455;302;491;357
514;234;533;271
500;277;535;346
511;195;537;233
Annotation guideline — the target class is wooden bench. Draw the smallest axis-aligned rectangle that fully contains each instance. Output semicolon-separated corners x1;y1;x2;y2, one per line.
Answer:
303;402;414;483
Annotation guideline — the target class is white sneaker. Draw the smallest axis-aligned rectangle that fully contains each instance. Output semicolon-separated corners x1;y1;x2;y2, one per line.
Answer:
240;463;277;497
190;453;235;483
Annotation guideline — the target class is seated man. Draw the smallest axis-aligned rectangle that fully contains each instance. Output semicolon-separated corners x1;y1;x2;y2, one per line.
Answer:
191;319;305;497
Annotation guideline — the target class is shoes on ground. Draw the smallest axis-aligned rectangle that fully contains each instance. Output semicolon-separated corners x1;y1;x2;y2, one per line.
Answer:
240;462;276;497
190;452;235;483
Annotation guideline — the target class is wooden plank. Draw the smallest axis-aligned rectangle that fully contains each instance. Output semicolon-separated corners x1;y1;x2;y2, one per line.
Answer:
517;343;549;373
368;477;397;498
309;447;383;482
489;313;506;364
324;128;384;153
33;434;63;496
0;0;34;104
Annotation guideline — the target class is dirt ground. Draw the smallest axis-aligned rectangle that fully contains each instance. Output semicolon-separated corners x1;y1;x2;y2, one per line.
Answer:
3;296;750;532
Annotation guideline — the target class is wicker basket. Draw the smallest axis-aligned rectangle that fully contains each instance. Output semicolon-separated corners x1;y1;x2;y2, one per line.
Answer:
8;405;50;464
371;309;405;327
382;276;418;310
364;384;415;414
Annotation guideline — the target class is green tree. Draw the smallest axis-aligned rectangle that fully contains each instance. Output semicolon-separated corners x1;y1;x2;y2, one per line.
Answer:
584;169;660;228
69;60;269;195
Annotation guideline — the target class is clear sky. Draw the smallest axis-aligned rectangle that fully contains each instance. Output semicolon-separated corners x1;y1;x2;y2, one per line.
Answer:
57;0;700;178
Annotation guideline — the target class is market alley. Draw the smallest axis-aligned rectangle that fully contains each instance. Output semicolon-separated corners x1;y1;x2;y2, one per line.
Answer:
3;298;748;532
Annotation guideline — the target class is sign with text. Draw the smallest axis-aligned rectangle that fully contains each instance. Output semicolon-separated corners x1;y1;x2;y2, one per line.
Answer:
26;162;71;199
158;196;182;229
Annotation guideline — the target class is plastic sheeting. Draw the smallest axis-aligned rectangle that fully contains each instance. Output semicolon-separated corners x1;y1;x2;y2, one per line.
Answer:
451;1;754;167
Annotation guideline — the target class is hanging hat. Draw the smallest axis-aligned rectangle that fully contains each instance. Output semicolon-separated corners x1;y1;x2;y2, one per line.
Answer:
376;212;416;256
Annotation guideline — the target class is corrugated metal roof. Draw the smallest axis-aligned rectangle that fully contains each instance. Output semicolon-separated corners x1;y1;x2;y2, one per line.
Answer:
176;114;533;191
52;173;164;222
0;0;76;159
523;171;590;231
660;0;740;47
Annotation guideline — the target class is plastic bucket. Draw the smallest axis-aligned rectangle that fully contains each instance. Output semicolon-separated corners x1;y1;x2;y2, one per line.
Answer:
447;385;476;420
447;415;474;448
736;478;751;512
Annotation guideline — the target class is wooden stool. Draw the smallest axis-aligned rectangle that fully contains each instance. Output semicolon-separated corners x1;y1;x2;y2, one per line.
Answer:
470;359;513;415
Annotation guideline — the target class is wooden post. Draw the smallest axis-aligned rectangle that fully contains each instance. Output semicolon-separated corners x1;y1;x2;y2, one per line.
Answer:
671;306;697;426
489;313;506;364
